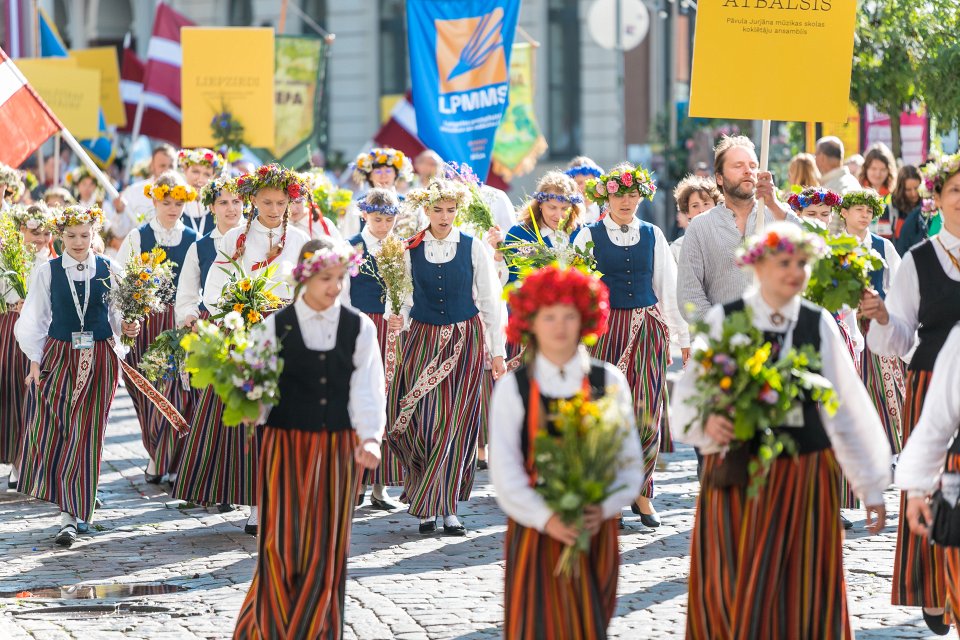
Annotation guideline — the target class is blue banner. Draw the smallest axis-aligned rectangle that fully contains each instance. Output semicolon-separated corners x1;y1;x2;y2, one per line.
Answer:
407;0;521;182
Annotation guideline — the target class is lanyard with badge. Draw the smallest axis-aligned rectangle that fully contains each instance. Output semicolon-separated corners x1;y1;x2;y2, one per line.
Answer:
68;259;94;349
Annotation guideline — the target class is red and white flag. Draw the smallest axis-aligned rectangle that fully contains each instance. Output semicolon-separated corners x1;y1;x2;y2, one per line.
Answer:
119;46;180;145
0;47;60;166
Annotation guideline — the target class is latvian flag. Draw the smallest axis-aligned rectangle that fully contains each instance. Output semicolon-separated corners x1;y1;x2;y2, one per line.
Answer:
0;47;60;166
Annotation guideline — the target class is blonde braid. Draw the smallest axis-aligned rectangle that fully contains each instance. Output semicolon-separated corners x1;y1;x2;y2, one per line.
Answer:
266;208;289;262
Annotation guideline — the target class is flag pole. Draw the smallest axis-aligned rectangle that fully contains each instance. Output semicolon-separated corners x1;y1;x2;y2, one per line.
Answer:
756;119;771;235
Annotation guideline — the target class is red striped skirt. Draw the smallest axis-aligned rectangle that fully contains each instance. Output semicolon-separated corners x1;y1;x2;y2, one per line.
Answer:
0;310;29;464
389;316;484;518
687;449;851;639
233;426;360;640
943;452;960;627
123;306;175;448
591;306;668;498
504;518;620;639
171;385;260;506
478;368;494;449
16;339;119;523
146;375;195;476
362;312;404;486
858;320;904;454
892;369;946;608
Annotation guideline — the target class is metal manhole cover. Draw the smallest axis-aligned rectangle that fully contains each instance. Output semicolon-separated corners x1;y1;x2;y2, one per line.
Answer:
12;604;174;619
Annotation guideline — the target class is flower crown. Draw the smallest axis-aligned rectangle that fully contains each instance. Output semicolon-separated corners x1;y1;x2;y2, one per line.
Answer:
178;148;224;172
9;204;55;232
405;179;471;211
922;198;938;216
54;205;104;230
586;166;657;204
0;165;24;199
786;187;841;213
358;200;400;217
236;164;307;201
920;152;960;199
200;176;240;209
352;147;409;184
63;165;98;189
840;189;885;220
736;225;829;267
533;191;583;205
292;244;364;283
505;264;610;345
143;182;198;203
565;164;602;179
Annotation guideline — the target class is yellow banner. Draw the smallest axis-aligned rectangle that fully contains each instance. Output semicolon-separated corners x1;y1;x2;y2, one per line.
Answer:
821;102;861;161
70;47;126;127
17;58;100;139
689;1;856;122
181;28;275;148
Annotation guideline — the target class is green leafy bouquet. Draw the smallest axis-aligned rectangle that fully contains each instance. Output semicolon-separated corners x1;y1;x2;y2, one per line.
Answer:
686;308;838;496
139;328;189;383
0;216;33;313
181;312;283;427
803;224;886;313
443;162;496;236
533;390;629;578
211;257;286;327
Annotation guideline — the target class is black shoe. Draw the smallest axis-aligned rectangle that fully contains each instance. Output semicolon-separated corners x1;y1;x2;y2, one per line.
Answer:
631;501;643;515
356;488;365;507
55;524;77;547
619;517;626;530
244;523;258;536
840;513;853;530
419;520;437;534
923;609;951;635
217;503;236;513
477;459;488;471
443;523;467;536
7;476;16;490
144;472;162;484
640;511;662;528
370;496;400;511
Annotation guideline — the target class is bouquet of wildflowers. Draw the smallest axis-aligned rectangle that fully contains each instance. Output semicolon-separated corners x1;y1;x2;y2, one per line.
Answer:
502;208;598;278
212;257;285;327
0;214;33;313
139;328;188;383
532;390;630;578
108;247;176;346
305;169;353;223
181;312;283;427
442;162;496;236
802;224;886;313
368;234;411;315
686;308;838;496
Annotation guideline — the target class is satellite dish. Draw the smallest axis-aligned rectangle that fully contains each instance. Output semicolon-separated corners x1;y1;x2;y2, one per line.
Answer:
588;0;651;52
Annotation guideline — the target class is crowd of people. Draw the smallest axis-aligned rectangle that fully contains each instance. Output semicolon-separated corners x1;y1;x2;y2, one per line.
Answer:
0;132;958;638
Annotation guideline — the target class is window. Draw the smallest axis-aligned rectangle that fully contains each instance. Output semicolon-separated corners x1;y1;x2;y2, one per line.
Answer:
379;0;409;97
547;0;581;158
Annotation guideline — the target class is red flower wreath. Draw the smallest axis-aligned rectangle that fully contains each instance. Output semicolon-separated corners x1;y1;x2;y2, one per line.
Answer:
505;265;611;345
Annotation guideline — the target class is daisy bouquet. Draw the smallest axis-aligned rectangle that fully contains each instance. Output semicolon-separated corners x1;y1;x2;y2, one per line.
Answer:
181;312;283;427
211;257;285;327
139;328;189;383
108;247;176;346
0;215;33;313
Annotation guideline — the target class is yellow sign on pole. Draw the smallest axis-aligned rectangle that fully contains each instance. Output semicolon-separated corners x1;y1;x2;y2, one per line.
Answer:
821;102;861;161
70;47;126;127
181;28;276;148
17;58;100;139
689;1;857;122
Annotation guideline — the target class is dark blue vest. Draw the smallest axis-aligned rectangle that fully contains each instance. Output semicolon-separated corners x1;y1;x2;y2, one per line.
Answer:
410;233;479;325
869;233;887;299
196;230;219;314
181;210;215;238
348;234;386;314
140;223;197;286
589;221;657;309
48;256;113;342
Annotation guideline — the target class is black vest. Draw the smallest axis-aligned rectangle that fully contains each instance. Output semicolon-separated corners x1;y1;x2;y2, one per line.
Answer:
514;360;607;466
911;240;960;372
723;299;831;454
266;304;361;433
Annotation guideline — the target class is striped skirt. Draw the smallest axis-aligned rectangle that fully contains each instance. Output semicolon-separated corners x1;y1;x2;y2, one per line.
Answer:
858;320;904;454
478;368;494;450
16;339;119;523
233;426;360;640
171;385;259;506
835;318;860;509
892;369;946;608
687;449;850;639
590;306;668;498
389;316;484;518
943;452;960;627
504;518;620;639
363;312;404;486
146;375;195;477
123;306;175;449
0;310;29;464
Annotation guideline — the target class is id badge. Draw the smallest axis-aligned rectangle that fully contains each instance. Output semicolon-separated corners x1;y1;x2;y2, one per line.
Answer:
71;331;94;350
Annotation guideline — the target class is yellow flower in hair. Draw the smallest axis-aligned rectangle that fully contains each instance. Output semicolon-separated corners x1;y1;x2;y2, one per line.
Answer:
303;252;314;259
376;154;388;164
393;157;403;169
143;184;153;197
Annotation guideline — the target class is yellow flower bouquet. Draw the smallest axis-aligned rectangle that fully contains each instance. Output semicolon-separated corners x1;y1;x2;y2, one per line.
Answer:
108;247;177;346
211;257;286;328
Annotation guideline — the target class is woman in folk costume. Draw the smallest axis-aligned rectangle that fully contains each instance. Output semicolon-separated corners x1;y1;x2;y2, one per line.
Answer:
15;206;141;546
0;164;24;211
1;204;55;490
116;172;199;484
565;156;604;224
573;163;689;528
171;177;253;512
489;265;644;640
387;179;506;535
348;147;423;239
347;188;404;509
233;237;385;640
178;148;223;238
896;325;960;636
838;189;905;454
860;151;960;635
672;223;890;639
288;171;345;242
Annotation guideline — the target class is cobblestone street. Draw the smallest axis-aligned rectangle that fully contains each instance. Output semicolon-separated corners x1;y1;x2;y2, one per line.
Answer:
0;389;942;639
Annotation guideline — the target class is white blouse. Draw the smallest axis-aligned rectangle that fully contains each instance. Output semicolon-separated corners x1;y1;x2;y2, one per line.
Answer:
895;325;960;498
115;218;188;271
260;297;386;444
670;290;892;505
489;349;645;531
174;225;233;326
15;252;124;363
202;219;310;314
396;227;506;359
868;229;960;359
573;216;690;348
181;201;211;237
3;248;51;304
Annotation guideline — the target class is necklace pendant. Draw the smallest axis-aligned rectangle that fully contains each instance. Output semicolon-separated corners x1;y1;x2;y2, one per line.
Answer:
76;264;85;271
619;224;630;234
770;311;785;326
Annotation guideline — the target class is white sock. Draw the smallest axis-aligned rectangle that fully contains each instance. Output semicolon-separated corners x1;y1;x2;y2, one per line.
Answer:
372;484;387;501
168;473;178;484
247;506;258;527
8;466;18;483
146;458;158;475
60;511;77;528
443;515;461;528
420;517;434;525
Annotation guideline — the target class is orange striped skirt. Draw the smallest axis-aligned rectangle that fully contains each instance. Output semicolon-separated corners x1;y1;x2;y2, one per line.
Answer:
504;518;620;640
943;452;960;627
233;427;360;640
687;449;851;639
